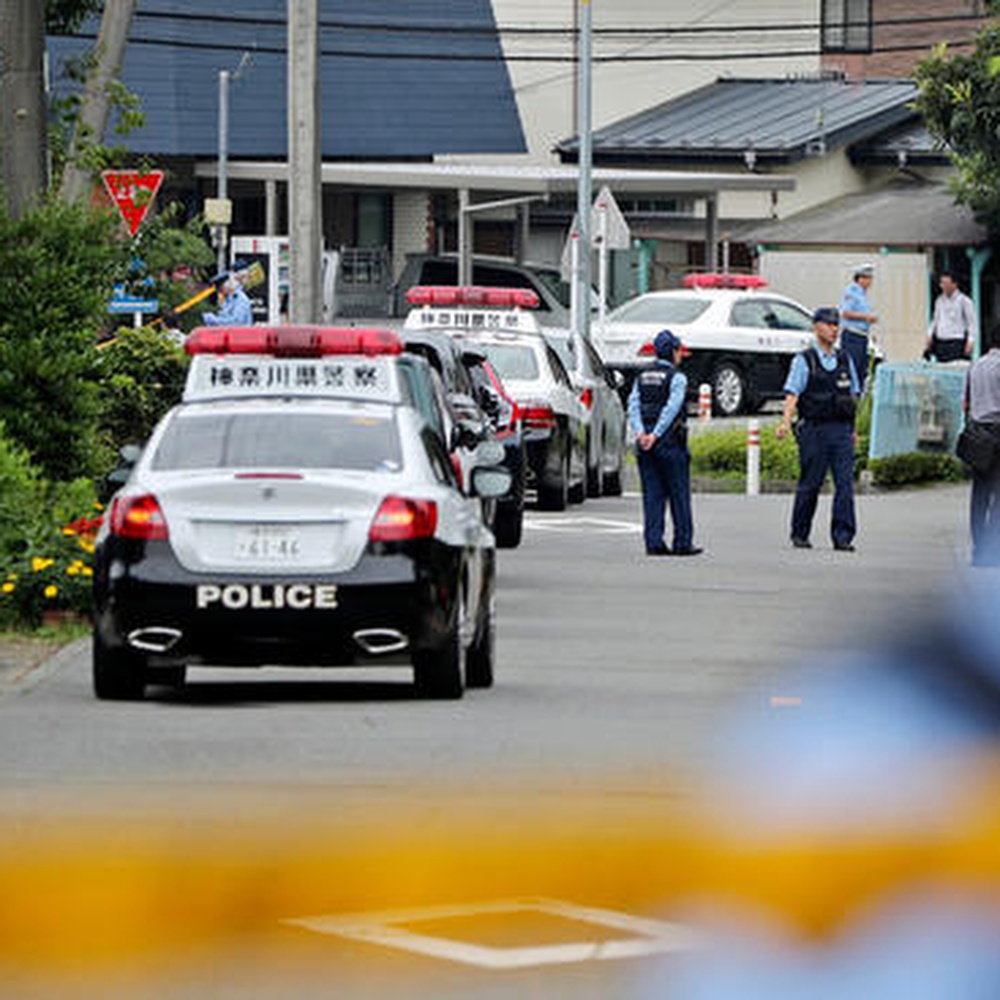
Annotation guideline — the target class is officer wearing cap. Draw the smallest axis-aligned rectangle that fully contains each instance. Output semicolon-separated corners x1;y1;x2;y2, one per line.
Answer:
839;263;877;391
777;306;861;551
627;329;702;556
202;269;253;327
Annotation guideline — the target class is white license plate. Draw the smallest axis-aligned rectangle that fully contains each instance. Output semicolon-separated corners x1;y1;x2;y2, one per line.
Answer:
234;525;302;562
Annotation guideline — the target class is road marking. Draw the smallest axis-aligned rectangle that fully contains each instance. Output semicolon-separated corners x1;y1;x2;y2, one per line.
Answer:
285;897;699;969
524;516;642;535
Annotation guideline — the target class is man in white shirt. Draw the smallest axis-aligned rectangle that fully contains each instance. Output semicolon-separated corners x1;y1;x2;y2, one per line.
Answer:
926;272;977;362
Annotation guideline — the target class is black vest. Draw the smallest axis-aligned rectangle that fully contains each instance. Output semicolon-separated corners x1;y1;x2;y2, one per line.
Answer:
797;348;856;423
637;361;685;435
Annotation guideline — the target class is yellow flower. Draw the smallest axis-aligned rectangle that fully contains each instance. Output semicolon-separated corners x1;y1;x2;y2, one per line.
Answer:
43;584;59;599
62;527;75;536
82;567;93;578
66;564;80;576
1;582;14;594
77;539;95;554
93;502;104;512
31;557;55;572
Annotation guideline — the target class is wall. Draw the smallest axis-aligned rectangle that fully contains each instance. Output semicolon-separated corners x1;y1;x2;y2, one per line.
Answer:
759;248;931;361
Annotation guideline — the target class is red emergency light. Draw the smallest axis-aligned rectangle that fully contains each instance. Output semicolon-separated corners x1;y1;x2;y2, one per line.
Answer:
638;341;692;359
406;286;541;310
184;326;404;358
681;273;768;290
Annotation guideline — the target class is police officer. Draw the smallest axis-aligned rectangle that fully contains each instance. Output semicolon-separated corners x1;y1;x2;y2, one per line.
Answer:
628;329;702;557
839;263;877;392
202;271;253;327
776;306;861;551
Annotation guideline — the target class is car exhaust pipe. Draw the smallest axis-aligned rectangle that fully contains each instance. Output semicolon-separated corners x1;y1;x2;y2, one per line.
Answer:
353;629;409;656
127;627;183;654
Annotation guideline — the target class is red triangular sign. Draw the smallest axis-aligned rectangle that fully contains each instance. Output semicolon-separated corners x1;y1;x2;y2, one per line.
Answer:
101;169;165;236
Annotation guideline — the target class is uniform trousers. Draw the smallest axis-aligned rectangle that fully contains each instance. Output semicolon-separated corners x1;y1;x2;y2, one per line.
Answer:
791;421;856;546
930;336;967;363
840;329;869;391
970;462;1000;566
636;436;693;553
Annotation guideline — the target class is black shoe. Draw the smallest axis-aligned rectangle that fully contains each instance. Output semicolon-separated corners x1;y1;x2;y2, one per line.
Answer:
670;546;703;556
646;546;671;556
833;541;856;552
791;537;812;549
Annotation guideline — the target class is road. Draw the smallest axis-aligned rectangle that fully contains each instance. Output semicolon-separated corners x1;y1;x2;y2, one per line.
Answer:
0;484;974;998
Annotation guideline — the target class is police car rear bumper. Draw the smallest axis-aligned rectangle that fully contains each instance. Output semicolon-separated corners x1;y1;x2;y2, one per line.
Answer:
93;540;462;668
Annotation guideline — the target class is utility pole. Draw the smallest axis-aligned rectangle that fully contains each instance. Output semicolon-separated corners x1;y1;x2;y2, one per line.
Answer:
288;0;322;324
59;0;137;203
1;0;47;217
572;0;593;343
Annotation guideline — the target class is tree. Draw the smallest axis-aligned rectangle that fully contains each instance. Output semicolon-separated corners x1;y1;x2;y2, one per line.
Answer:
913;6;1000;235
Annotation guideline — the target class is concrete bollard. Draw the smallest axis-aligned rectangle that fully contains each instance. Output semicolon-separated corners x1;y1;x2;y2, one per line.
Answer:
746;418;761;496
698;383;712;422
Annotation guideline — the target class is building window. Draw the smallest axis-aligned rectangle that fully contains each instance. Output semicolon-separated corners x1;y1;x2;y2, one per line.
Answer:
822;0;872;53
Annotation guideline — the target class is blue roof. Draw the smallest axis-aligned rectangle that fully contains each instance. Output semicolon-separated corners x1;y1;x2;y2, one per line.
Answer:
48;0;525;159
558;77;919;166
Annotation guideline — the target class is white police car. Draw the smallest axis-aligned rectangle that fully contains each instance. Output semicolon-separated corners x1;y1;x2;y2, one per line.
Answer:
92;326;510;701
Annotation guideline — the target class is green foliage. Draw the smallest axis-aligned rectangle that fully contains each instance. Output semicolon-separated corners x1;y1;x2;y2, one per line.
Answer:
46;0;102;33
0;197;130;480
95;326;189;454
0;425;46;564
913;21;1000;234
690;425;801;481
868;452;968;488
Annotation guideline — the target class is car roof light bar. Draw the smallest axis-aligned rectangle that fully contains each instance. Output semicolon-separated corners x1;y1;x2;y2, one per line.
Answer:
184;326;404;357
681;273;768;290
406;286;541;310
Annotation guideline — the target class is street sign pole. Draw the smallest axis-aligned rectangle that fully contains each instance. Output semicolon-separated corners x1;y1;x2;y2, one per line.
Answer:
573;0;593;344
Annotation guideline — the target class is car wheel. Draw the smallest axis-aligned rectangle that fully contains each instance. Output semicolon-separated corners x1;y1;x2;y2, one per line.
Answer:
413;608;465;700
537;446;569;511
585;434;602;498
712;361;749;417
465;592;495;690
602;467;623;496
93;634;147;701
568;443;586;504
493;500;523;548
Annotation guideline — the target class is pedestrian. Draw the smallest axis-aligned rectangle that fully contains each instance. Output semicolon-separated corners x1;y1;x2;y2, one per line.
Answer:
838;263;877;391
926;271;976;363
776;306;861;551
202;270;253;327
963;323;1000;566
628;329;702;557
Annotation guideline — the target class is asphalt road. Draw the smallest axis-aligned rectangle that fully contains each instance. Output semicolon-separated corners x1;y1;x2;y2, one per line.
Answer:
0;483;975;999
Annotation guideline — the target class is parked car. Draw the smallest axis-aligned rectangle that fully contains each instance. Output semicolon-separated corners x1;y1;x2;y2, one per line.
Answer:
404;286;587;511
593;274;815;416
93;325;510;701
542;328;626;497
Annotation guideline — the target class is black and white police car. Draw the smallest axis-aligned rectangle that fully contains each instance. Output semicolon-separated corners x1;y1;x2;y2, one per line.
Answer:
92;326;510;701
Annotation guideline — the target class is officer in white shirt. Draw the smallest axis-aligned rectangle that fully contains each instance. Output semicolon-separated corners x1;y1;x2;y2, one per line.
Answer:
926;272;977;362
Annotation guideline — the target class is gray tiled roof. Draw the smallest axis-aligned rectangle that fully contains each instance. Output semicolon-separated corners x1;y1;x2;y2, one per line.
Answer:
849;120;950;166
559;77;919;165
48;0;525;159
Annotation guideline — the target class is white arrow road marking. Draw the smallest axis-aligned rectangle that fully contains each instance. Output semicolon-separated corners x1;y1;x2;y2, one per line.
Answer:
284;897;700;969
524;516;642;535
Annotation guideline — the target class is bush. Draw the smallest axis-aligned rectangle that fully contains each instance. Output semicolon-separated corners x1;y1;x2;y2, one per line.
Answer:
95;326;189;455
0;424;46;563
868;452;967;488
690;425;800;481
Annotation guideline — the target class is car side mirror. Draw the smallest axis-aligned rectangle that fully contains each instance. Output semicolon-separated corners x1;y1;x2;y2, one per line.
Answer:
471;465;512;500
100;443;142;503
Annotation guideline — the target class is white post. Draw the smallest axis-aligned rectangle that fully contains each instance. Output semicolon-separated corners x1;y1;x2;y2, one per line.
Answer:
698;383;712;422
597;202;608;345
746;418;761;496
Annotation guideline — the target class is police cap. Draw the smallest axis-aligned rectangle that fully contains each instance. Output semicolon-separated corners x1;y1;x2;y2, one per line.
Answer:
812;306;840;325
653;329;682;359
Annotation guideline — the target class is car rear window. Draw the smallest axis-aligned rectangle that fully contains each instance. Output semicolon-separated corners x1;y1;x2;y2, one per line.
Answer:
476;343;540;381
151;411;402;472
609;297;710;324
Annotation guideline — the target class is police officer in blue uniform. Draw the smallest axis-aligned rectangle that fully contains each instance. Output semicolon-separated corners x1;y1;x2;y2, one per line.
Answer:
777;306;861;551
202;271;253;326
628;329;702;557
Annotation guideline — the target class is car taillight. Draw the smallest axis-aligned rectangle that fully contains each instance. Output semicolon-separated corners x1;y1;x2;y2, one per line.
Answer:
579;387;594;410
638;342;656;356
369;496;438;542
109;494;169;540
519;403;557;431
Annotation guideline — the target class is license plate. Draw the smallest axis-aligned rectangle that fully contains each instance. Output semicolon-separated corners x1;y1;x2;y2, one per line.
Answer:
234;525;301;562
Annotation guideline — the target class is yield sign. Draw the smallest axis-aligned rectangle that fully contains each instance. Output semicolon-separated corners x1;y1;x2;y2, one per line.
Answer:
101;169;165;236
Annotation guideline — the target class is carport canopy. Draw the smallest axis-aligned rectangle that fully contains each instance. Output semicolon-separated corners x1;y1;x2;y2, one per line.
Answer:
197;160;796;279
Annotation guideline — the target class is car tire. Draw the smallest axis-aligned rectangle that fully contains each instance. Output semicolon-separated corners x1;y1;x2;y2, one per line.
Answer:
537;447;569;511
413;619;465;700
602;467;623;497
93;635;147;701
465;593;495;690
493;500;523;548
585;434;602;498
568;444;586;504
712;361;749;417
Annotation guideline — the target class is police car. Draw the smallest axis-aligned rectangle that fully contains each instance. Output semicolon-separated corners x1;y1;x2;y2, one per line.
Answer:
404;286;587;511
594;274;815;416
92;326;510;701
